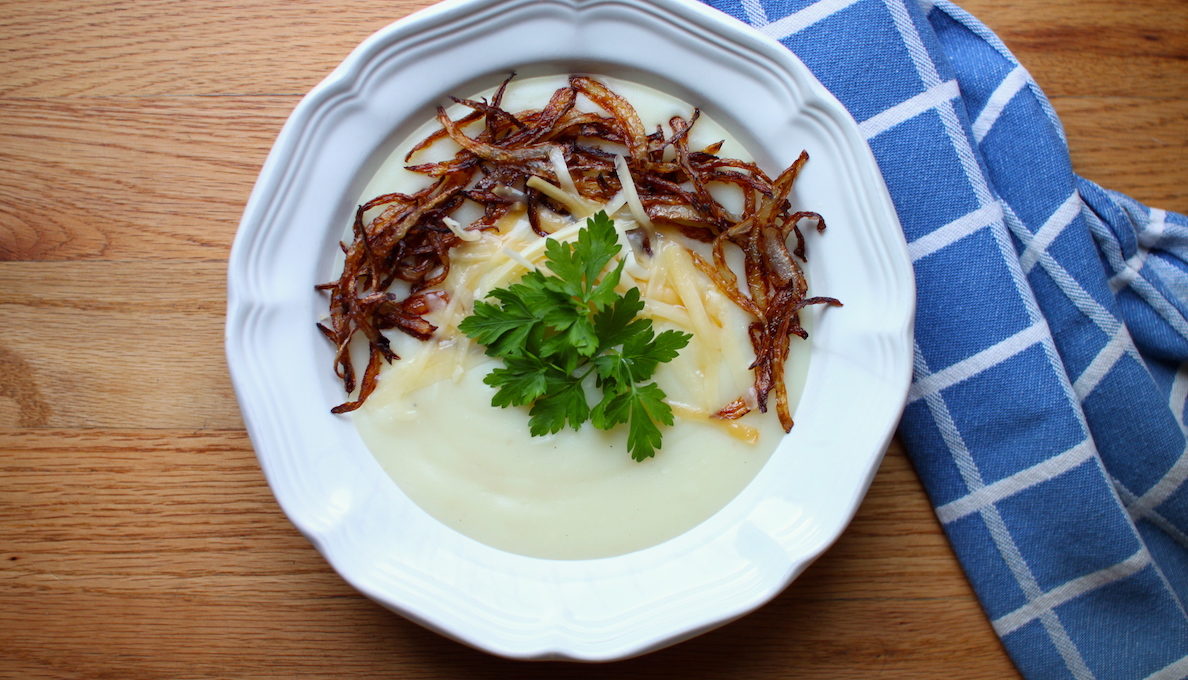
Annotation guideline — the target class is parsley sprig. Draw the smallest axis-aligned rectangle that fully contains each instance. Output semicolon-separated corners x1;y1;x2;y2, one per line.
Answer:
458;212;692;461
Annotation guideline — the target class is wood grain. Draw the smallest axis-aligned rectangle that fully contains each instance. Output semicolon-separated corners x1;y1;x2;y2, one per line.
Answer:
1;0;1183;677
0;261;239;429
0;97;287;261
1056;97;1188;211
959;0;1188;99
0;0;431;98
2;95;1181;265
0;431;1014;679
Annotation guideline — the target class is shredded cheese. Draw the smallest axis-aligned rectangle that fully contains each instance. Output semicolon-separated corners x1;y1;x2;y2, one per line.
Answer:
603;190;627;218
668;402;760;444
614;154;655;232
666;244;723;409
526;175;598;218
643;300;694;329
442;216;482;242
548;146;579;197
506;219;583;262
417;182;764;440
500;246;536;270
644;242;669;307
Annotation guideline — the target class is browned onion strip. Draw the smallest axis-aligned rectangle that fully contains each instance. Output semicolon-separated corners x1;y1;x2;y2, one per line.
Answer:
351;205;383;288
686;248;763;319
761;226;801;291
369;180;463;253
404;73;519;162
503;86;576;146
436;107;557;163
404;109;483;163
645;203;713;228
330;346;385;415
318;74;839;423
545;110;625;143
714;397;752;420
361;191;418;211
759;151;809;225
570;75;649;160
704;169;772;205
743;225;769;312
404;156;481;178
691;154;774;186
660;107;700;149
525;187;548;237
451;96;528;133
711;215;754;278
669;114;730;229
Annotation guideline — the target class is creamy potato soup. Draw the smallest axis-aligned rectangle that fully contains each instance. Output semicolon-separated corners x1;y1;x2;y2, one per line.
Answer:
344;76;810;559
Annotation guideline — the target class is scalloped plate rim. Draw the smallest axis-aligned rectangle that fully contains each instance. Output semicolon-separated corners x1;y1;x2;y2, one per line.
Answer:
226;0;915;661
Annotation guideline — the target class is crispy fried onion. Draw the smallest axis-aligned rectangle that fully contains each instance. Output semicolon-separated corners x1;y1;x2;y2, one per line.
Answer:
318;73;840;425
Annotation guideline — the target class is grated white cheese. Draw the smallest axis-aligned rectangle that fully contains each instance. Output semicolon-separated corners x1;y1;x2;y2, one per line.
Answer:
500;246;536;270
442;216;482;242
526;175;598;218
603;190;627;218
614;154;655;232
548;145;579;197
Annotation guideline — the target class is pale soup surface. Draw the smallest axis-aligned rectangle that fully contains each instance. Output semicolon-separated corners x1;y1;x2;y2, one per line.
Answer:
350;75;807;559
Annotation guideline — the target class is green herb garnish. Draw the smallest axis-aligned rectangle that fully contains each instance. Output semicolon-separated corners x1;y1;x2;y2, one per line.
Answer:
458;212;692;461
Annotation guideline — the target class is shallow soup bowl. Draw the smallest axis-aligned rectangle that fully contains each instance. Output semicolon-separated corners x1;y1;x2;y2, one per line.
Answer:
226;0;915;661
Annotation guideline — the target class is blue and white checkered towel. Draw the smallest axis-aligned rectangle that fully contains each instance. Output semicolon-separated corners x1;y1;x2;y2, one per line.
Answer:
699;0;1188;677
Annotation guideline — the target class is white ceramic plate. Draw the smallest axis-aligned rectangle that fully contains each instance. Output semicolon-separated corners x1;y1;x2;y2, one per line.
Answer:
227;0;914;661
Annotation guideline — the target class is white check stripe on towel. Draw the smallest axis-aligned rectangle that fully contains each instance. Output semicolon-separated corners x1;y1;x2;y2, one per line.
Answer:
1131;442;1188;517
1146;655;1188;680
915;346;1096;679
712;0;1188;675
992;550;1151;637
758;0;860;38
936;439;1096;524
1001;201;1146;369
1083;207;1188;341
1172;366;1188;432
860;80;960;139
1071;328;1130;399
740;0;769;25
971;65;1029;143
908;322;1046;402
1109;208;1167;292
1019;191;1082;274
1115;481;1188;550
907;202;1001;262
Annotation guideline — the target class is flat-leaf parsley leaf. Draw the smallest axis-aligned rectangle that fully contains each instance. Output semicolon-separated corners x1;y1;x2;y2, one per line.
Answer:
458;212;692;461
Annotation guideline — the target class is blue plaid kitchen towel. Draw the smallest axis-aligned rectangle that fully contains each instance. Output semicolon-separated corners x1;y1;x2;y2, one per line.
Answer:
698;0;1188;677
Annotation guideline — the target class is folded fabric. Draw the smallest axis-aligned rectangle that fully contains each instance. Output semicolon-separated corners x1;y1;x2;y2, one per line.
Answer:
699;0;1188;677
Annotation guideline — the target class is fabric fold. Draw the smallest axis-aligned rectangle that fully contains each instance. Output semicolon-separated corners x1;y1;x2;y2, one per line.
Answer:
700;0;1188;677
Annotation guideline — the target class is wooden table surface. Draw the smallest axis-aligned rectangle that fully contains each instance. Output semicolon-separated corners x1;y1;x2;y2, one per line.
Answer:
1;0;1184;677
